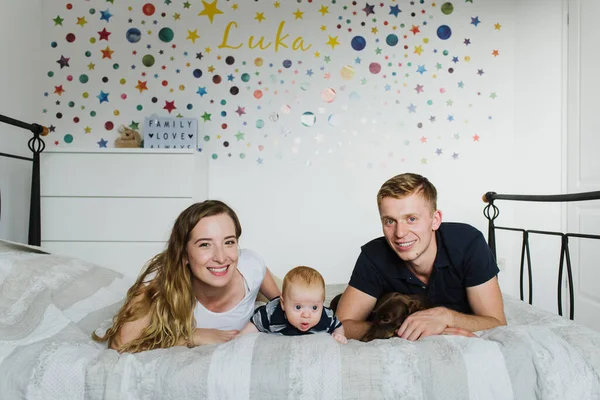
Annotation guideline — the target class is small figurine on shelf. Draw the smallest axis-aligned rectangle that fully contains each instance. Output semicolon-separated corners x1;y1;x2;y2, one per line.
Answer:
114;125;142;148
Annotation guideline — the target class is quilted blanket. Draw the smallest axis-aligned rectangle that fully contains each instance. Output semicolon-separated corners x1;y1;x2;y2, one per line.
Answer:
1;240;599;400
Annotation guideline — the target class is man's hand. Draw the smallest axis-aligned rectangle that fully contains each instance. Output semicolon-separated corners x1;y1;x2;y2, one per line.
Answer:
192;328;239;346
396;306;451;341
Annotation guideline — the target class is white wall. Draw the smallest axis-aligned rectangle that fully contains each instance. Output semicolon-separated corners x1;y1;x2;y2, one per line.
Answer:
495;0;566;312
4;0;567;316
0;1;43;243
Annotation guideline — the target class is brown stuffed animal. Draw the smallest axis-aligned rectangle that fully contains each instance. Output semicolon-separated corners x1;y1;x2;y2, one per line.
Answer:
114;125;142;148
329;292;429;342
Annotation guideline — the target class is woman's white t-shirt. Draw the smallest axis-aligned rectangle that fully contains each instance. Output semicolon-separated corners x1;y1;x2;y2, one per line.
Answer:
193;248;266;331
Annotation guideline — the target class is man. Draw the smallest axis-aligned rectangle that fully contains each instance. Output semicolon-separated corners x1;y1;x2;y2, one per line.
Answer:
336;173;506;341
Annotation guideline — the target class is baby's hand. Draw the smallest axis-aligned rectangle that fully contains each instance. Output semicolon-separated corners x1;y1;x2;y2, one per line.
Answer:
332;332;348;344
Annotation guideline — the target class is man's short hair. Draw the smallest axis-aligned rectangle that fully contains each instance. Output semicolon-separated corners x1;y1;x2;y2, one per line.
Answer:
377;173;438;212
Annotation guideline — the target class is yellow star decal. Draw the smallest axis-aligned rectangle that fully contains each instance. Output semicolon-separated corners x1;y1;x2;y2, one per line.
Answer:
87;63;95;70
255;12;266;23
208;65;215;72
320;25;327;31
232;4;238;10
414;45;423;55
318;6;329;16
371;27;378;34
326;36;340;49
77;17;87;27
186;29;200;43
173;13;180;20
494;23;502;30
273;2;280;8
314;51;320;58
84;126;92;134
293;9;304;20
205;47;211;53
198;0;223;24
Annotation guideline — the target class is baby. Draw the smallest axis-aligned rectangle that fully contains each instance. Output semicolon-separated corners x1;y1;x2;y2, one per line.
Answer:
239;266;347;344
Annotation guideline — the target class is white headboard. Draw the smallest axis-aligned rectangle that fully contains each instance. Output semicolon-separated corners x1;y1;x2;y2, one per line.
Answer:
40;148;206;278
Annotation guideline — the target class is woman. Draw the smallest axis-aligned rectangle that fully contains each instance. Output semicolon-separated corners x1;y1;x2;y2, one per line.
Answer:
93;200;280;353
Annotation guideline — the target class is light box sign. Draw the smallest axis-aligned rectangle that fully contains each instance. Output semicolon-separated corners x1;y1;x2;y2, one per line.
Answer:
143;116;198;149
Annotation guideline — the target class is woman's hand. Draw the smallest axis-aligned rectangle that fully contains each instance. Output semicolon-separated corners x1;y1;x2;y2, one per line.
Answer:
191;328;239;346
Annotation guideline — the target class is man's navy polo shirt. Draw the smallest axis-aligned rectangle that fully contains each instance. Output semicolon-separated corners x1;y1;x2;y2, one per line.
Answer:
348;222;499;314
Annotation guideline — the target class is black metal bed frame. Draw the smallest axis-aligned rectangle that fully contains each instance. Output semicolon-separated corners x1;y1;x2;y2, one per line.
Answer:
0;113;46;246
483;191;600;320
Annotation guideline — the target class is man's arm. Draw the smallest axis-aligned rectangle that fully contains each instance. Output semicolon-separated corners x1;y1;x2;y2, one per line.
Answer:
335;286;378;340
397;276;506;340
453;275;506;330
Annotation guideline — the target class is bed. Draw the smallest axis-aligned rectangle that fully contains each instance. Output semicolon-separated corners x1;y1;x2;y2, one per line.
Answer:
2;114;600;399
2;236;600;399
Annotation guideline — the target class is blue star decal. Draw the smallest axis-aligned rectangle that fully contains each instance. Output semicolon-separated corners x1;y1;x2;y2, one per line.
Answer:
389;5;401;17
97;91;109;103
100;9;113;22
97;138;108;148
417;65;427;74
196;87;207;96
407;103;417;113
355;57;361;64
227;74;234;81
306;69;314;76
471;16;480;27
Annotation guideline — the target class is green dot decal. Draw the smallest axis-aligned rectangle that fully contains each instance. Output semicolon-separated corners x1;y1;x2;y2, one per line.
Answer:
441;2;454;15
142;54;155;67
79;74;89;83
137;104;143;111
158;27;174;42
90;111;96;117
48;71;54;77
204;135;210;142
211;153;218;160
68;101;75;107
241;73;250;82
64;134;73;144
85;51;92;57
240;153;246;159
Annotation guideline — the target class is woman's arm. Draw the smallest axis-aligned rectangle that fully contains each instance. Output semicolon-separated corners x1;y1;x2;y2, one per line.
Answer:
110;292;151;350
259;268;281;300
189;328;239;346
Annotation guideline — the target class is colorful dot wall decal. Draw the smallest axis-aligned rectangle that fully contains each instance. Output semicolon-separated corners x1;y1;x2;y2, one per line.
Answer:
41;0;505;163
351;36;366;51
441;2;454;15
437;25;452;40
158;28;174;43
126;28;141;43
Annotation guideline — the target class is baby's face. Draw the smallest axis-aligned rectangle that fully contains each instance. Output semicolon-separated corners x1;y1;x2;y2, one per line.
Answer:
281;284;324;332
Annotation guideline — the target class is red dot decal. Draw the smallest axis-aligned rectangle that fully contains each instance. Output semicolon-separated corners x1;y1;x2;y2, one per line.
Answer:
142;3;155;16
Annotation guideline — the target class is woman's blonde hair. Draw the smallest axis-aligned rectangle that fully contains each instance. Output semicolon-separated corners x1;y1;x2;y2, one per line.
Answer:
282;266;326;301
92;200;242;353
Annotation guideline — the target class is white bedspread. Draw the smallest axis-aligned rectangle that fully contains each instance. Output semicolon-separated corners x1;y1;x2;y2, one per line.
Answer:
1;240;599;399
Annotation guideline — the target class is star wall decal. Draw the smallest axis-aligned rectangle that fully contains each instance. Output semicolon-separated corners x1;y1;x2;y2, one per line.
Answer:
198;0;223;24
